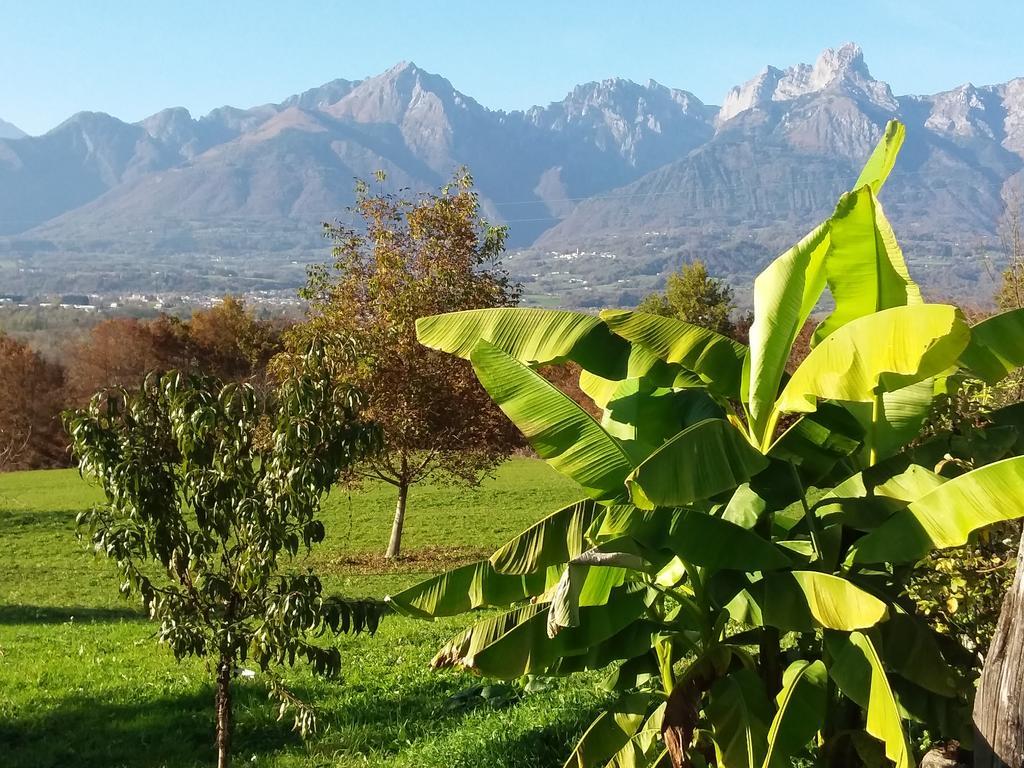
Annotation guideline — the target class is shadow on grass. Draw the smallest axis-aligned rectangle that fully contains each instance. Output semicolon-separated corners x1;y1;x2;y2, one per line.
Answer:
0;605;142;625
0;687;297;768
0;507;81;529
1;665;600;768
318;676;603;766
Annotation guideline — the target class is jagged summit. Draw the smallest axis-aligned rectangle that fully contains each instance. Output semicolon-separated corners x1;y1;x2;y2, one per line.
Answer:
718;42;897;124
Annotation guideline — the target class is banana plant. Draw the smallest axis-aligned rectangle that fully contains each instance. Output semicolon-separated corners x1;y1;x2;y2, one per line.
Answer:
391;120;1024;768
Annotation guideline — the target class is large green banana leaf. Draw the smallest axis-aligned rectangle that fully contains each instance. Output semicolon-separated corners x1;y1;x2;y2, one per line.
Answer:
387;559;554;618
431;603;545;669
820;460;946;508
851;455;1024;563
958;307;1024;384
587;505;667;546
667;509;791;571
600;310;747;396
547;541;646;637
843;378;936;463
604;704;667;768
416;307;630;378
708;668;772;768
721;483;768;530
825;631;912;768
747;222;831;441
727;571;888;632
814;186;921;344
549;619;667;677
776;304;969;416
853;120;905;193
761;660;827;768
577;346;684;410
767;405;863;484
601;382;723;451
816;464;946;532
564;693;657;768
626;419;769;510
471;341;634;501
880;613;958;697
465;585;653;678
489;499;602;575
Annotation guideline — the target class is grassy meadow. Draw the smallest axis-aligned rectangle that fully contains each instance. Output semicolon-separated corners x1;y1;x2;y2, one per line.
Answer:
0;459;608;767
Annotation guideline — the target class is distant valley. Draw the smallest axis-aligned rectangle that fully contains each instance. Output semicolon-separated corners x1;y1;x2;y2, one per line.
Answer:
1;43;1021;307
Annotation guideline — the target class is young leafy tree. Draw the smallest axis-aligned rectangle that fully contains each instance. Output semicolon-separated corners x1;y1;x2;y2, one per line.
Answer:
391;122;1024;768
637;260;736;336
64;337;383;768
289;171;521;558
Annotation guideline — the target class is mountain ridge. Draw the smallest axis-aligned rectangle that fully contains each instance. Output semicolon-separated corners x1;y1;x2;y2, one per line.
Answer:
1;44;1022;305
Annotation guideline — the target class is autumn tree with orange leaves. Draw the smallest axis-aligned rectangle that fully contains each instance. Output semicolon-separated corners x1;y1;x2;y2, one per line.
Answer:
289;172;521;558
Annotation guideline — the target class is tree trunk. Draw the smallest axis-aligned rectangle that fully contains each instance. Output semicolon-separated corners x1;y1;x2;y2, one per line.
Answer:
385;481;409;559
974;534;1024;768
215;657;233;768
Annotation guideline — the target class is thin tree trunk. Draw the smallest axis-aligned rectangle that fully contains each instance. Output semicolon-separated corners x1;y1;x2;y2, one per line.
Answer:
385;481;409;559
215;656;233;768
974;534;1024;768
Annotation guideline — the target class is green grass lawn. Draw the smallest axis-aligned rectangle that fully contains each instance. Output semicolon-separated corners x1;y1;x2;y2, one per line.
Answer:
0;459;609;768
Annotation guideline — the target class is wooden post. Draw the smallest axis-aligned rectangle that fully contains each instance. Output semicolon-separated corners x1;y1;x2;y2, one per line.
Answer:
974;535;1024;768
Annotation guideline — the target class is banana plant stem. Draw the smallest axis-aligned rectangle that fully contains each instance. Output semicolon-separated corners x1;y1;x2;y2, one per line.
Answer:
789;462;824;562
868;393;883;467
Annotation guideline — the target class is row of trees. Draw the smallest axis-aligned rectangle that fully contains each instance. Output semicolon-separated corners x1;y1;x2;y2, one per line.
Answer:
0;297;284;472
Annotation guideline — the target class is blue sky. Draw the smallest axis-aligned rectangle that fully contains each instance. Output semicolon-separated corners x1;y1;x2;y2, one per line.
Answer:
2;0;1023;135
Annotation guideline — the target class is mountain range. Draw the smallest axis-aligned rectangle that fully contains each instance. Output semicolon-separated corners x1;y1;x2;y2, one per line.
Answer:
1;43;1021;305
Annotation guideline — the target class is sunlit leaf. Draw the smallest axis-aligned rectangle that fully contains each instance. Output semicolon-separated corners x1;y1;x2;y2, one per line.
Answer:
776;304;969;416
466;585;652;678
852;456;1024;563
728;571;888;632
747;221;830;440
387;560;553;618
825;631;912;768
814;185;921;344
471;341;634;501
489;499;603;575
600;310;747;396
958;307;1024;384
626;419;769;510
416;307;630;378
762;660;827;768
853;119;905;193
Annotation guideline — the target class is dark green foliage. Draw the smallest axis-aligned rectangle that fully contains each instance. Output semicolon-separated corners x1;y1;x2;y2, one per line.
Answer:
636;260;737;336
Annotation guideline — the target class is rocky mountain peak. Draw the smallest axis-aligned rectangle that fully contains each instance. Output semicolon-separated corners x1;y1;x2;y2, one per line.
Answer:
280;78;357;111
717;42;897;124
326;60;482;124
140;107;195;141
